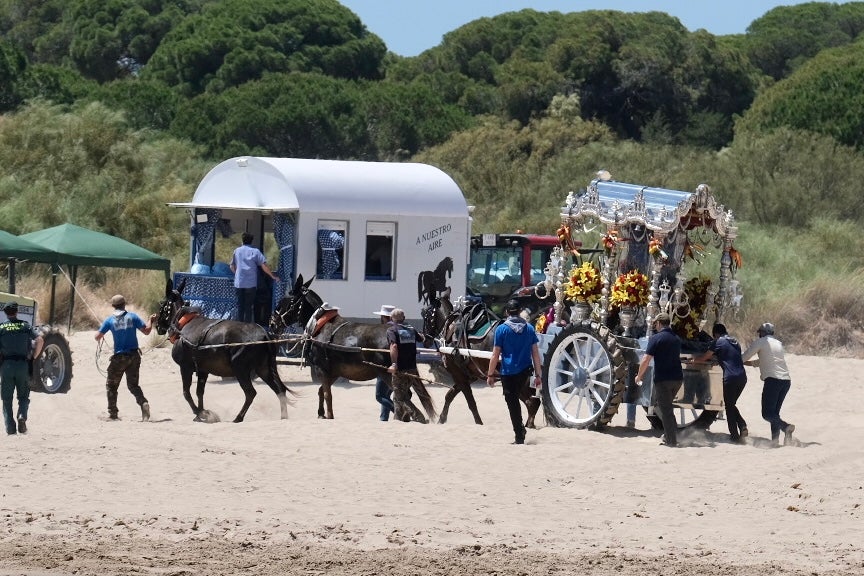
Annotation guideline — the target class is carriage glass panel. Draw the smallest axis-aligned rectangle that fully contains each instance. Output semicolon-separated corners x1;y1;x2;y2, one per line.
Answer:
317;220;347;280
365;221;395;281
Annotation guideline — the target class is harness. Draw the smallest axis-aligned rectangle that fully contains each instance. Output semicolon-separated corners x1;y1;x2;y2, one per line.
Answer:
168;308;202;343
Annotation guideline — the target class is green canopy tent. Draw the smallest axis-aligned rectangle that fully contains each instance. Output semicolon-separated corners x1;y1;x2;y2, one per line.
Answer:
19;224;171;330
0;229;60;293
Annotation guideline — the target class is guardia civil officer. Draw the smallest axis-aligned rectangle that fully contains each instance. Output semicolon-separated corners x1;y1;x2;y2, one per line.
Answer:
0;302;44;435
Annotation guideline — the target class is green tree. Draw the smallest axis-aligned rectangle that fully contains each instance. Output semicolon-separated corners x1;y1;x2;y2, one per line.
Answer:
745;2;864;80
0;38;26;111
144;0;386;96
736;42;864;150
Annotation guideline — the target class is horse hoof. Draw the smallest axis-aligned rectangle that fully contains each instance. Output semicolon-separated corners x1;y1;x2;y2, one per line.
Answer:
195;409;221;423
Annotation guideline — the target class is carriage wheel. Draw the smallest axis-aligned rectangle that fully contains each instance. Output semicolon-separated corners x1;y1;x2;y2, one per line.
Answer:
541;324;627;429
30;329;73;394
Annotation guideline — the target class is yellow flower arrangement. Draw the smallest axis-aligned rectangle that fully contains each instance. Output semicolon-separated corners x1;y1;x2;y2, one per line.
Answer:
672;275;712;340
648;237;668;262
610;270;649;307
535;313;548;333
564;261;602;303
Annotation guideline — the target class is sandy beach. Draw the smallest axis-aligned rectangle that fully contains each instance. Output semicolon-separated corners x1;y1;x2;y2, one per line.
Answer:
1;330;862;576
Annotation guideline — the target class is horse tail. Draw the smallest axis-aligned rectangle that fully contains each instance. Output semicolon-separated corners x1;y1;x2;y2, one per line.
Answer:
417;272;425;302
268;338;297;400
411;376;438;423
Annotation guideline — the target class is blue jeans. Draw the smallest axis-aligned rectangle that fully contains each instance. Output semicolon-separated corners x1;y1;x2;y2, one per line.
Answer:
761;377;791;441
375;376;394;421
235;287;257;323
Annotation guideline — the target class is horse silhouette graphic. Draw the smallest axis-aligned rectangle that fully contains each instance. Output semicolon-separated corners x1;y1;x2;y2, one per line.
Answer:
418;257;453;305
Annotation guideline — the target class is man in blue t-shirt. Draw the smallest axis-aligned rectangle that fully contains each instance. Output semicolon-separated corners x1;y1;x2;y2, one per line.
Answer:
693;323;748;443
635;312;683;447
230;233;279;323
486;299;542;445
95;295;156;421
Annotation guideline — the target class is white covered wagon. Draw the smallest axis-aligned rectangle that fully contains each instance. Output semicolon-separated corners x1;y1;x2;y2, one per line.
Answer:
170;157;471;324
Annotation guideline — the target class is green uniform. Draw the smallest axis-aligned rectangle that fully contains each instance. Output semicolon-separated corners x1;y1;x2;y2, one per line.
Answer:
0;318;35;435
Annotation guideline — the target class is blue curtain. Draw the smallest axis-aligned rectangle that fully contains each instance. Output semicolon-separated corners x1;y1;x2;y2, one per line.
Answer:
191;208;222;266
273;212;296;305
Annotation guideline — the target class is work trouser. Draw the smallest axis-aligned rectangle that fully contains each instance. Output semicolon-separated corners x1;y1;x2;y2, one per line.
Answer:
723;376;748;440
1;359;30;434
235;287;257;323
653;379;683;446
106;351;147;417
501;367;531;443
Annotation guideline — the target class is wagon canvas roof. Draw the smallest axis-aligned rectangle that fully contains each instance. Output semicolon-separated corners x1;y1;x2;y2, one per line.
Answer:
563;176;737;238
173;157;469;217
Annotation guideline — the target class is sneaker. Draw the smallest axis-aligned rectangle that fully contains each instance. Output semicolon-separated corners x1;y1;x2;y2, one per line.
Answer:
783;423;795;445
17;418;26;434
626;420;636;428
141;402;151;422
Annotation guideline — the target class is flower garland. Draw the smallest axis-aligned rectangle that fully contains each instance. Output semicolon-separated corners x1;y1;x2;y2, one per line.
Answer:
564;261;602;303
610;270;649;308
602;231;619;255
672;275;712;340
648;237;668;263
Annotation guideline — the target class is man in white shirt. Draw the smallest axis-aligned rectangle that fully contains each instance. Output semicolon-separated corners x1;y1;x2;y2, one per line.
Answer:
741;322;796;446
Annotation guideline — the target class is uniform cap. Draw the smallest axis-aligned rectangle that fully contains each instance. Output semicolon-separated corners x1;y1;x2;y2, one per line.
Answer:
2;301;18;313
110;294;126;308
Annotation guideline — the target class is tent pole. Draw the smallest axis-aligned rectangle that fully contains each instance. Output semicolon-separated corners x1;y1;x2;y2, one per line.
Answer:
8;259;15;293
68;265;78;333
49;264;58;325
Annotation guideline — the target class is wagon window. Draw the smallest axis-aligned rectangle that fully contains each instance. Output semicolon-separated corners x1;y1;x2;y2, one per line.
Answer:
317;220;347;280
365;221;395;281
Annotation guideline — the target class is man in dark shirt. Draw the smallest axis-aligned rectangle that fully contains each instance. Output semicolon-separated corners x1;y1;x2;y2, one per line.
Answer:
1;302;44;435
386;308;424;422
693;323;748;443
635;312;683;447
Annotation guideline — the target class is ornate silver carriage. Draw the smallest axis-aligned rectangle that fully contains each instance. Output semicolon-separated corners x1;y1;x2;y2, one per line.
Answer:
537;171;743;429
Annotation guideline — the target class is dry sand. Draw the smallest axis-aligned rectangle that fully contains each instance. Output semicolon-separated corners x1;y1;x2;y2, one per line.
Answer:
1;330;862;575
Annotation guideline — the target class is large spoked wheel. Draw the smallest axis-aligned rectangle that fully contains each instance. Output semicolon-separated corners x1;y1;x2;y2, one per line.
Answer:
31;330;73;394
542;324;627;429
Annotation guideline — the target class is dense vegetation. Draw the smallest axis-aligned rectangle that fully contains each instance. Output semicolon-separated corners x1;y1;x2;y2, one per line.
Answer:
2;0;864;354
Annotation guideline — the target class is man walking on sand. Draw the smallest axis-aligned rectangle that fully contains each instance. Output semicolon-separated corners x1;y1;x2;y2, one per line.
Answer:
486;299;542;445
95;295;156;422
1;302;44;435
742;322;796;447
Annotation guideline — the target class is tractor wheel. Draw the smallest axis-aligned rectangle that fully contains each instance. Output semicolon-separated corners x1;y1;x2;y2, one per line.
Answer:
541;323;627;429
31;329;73;394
